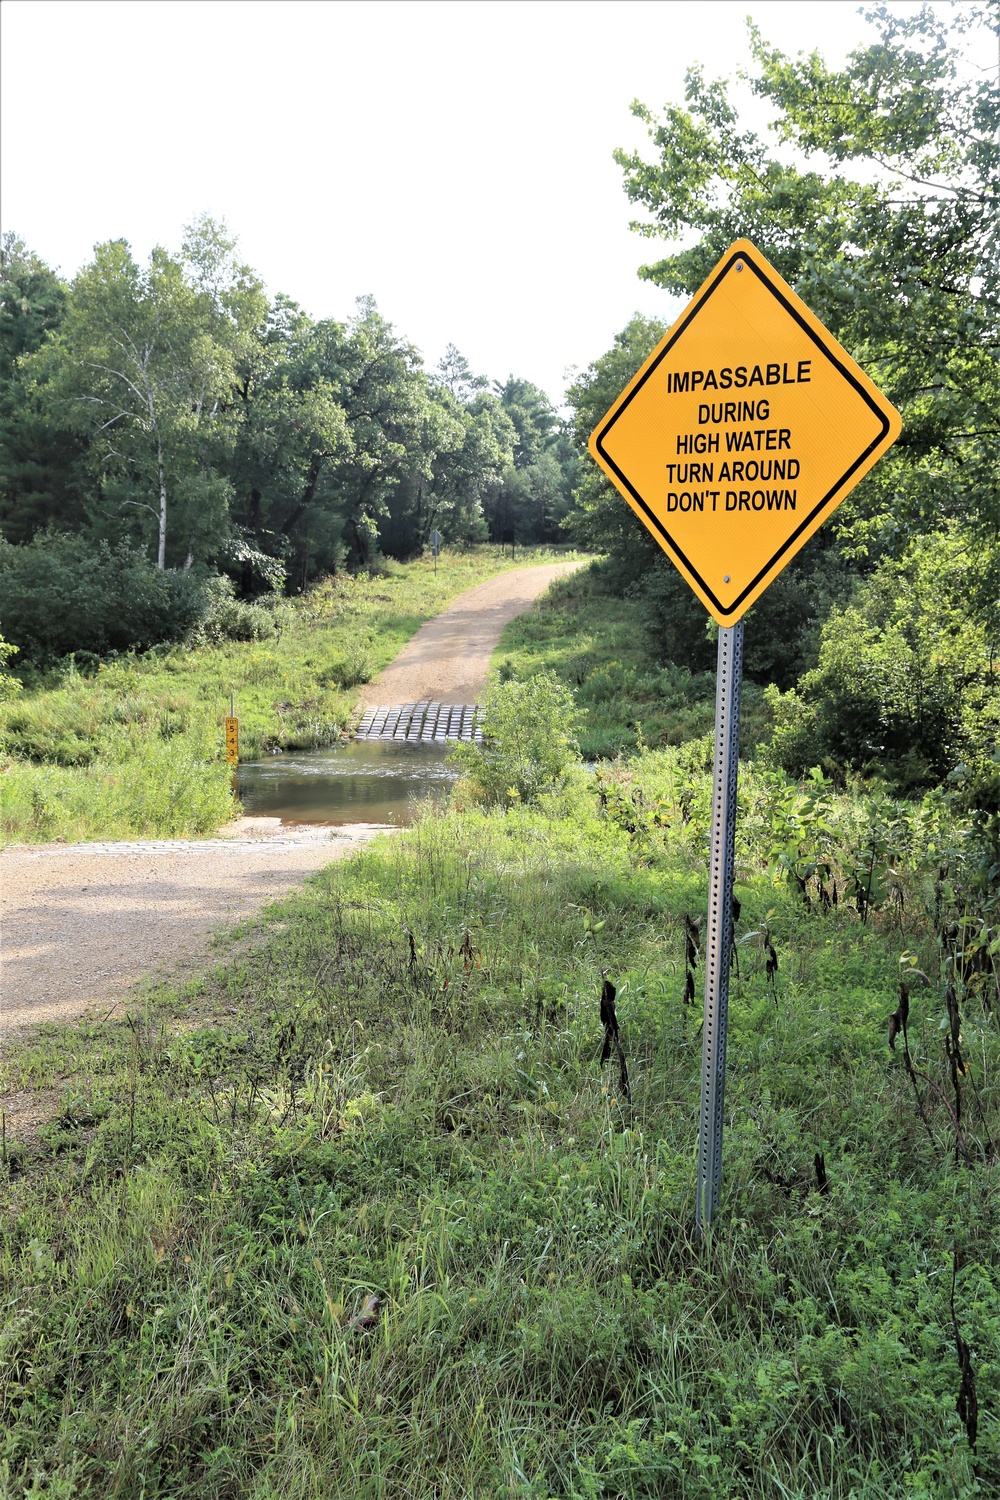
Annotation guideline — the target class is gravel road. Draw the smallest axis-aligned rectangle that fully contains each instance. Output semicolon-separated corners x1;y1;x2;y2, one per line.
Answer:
358;560;583;706
1;560;584;1034
0;824;387;1033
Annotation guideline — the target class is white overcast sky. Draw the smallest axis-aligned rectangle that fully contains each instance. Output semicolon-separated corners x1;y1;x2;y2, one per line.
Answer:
2;1;994;403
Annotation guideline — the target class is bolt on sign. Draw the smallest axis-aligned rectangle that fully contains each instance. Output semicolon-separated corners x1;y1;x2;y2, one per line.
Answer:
588;239;901;1233
225;716;239;766
589;239;901;624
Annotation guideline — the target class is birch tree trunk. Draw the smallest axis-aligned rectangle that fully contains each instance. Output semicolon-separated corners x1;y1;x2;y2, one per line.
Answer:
157;437;168;570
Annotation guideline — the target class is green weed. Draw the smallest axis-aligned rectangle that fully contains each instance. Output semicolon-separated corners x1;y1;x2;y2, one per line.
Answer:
494;560;771;759
1;759;997;1496
0;546;576;844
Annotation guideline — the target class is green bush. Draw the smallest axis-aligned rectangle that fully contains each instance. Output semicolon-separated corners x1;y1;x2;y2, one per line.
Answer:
192;576;280;644
316;645;373;688
0;632;21;703
637;543;855;691
450;669;580;806
0;533;210;664
0;731;235;839
764;530;1000;799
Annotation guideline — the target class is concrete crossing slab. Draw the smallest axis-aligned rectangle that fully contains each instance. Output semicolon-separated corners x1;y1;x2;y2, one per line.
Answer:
355;702;484;743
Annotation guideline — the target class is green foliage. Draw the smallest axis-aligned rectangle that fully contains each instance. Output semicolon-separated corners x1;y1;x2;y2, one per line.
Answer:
0;631;20;704
0;231;67;380
0;222;579;593
764;530;1000;803
564;313;667;581
191;576;283;645
0;546;572;842
450;669;580;805
0;728;237;839
483;377;582;547
0;532;210;665
493;560;771;759
615;6;999;556
1;763;997;1495
35;232;255;571
0;233;86;544
563;7;999;811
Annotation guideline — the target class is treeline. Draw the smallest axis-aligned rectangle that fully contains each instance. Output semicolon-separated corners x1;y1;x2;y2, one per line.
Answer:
0;219;579;659
566;4;999;843
1;4;997;850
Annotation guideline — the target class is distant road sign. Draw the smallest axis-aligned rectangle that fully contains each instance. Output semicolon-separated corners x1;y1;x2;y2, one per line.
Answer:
429;529;442;551
588;239;901;624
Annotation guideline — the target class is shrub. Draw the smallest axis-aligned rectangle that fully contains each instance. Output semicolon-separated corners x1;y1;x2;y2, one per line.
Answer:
449;670;580;806
0;632;21;703
193;576;280;644
317;646;373;688
763;529;1000;798
0;533;209;664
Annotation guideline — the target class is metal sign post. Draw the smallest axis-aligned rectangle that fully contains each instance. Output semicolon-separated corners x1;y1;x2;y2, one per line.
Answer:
696;621;743;1235
429;529;442;574
585;238;902;1232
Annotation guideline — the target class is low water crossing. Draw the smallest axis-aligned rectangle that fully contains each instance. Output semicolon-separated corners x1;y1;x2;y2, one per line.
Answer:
236;739;458;828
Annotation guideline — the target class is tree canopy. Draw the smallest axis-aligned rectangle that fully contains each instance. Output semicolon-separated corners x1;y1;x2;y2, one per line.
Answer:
0;220;579;596
565;3;999;803
607;1;999;559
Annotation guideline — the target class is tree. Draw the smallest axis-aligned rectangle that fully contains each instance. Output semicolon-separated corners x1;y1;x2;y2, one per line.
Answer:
327;298;437;569
0;233;67;380
612;2;999;558
565;313;667;575
395;387;514;555
40;236;238;569
0;235;85;543
495;377;556;468
227;301;351;585
0;214;577;610
435;343;488;403
568;5;999;691
482;377;582;545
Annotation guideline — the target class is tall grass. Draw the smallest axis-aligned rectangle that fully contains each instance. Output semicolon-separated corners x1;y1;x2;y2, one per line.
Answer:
0;547;577;844
494;561;772;759
2;759;996;1496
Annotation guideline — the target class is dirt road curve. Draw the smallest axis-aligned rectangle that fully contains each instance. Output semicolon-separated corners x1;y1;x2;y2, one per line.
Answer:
1;561;583;1034
359;560;583;707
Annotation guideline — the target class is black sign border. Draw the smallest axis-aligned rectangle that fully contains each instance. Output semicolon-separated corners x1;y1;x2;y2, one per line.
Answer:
594;248;893;619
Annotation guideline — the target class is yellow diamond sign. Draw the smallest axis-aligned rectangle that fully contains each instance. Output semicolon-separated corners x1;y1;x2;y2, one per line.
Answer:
589;239;902;624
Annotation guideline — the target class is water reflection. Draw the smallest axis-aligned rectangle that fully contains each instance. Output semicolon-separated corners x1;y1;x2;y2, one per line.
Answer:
236;739;457;827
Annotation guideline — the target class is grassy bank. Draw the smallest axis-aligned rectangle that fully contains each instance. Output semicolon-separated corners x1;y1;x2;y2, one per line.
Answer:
2;754;997;1497
0;546;576;845
493;561;770;759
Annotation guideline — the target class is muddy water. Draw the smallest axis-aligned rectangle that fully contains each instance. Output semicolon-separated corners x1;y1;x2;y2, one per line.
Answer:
236;740;458;827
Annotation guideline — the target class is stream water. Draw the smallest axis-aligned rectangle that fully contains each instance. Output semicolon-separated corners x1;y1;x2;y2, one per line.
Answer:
236;739;458;827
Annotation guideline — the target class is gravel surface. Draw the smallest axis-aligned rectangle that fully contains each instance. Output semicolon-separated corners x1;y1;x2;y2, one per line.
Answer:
0;824;389;1033
1;562;583;1035
358;560;584;707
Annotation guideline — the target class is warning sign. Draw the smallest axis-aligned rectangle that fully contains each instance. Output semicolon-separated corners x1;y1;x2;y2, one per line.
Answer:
588;239;902;623
225;716;239;766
